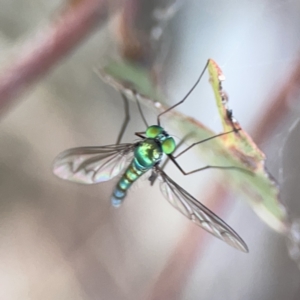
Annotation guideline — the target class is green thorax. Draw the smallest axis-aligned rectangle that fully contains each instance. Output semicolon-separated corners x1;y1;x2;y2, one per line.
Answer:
134;125;176;169
134;139;163;169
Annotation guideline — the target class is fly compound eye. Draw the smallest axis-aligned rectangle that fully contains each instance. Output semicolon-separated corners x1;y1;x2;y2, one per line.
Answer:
146;125;163;138
162;137;176;154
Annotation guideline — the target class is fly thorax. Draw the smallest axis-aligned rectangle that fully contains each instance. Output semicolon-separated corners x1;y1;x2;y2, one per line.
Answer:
134;139;163;169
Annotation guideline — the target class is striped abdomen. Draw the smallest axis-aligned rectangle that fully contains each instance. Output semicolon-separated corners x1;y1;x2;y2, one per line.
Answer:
111;158;149;207
111;138;163;207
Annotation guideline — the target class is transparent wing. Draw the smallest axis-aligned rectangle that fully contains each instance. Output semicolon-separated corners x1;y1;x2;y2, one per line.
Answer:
156;167;248;252
53;143;135;184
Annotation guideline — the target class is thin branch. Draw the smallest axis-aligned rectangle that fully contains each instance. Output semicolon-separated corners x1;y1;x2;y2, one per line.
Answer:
0;0;108;115
253;58;300;145
146;58;300;300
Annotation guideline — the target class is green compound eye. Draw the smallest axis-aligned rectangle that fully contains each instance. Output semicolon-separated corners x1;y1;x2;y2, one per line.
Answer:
146;125;163;138
162;137;176;154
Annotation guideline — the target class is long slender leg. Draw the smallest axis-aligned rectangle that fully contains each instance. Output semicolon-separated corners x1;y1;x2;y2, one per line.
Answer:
157;60;209;125
149;133;193;186
134;92;149;128
135;132;146;139
168;155;253;176
116;93;130;144
173;129;240;159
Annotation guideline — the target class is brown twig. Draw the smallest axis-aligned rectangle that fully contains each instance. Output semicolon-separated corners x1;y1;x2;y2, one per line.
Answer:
0;0;108;115
253;59;300;145
146;59;300;300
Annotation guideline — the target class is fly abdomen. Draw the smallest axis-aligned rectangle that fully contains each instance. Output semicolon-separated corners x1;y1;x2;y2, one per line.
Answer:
111;160;146;207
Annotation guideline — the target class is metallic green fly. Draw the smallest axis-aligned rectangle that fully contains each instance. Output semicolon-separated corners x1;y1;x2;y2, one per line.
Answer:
53;61;249;252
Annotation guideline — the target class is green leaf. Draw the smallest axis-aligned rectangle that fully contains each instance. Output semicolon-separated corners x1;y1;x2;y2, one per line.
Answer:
99;59;289;233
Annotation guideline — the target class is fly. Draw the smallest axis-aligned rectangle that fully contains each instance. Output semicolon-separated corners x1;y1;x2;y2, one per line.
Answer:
53;61;250;253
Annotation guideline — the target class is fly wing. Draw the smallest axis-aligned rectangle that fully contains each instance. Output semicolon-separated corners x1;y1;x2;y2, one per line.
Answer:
53;143;135;184
156;167;248;252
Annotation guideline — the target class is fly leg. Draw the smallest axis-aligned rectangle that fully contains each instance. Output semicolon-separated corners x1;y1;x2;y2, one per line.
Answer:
116;93;130;144
157;60;209;125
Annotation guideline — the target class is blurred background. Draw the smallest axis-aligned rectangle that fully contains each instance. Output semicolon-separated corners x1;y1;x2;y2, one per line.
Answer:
1;0;300;299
